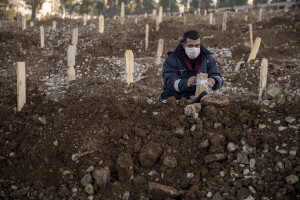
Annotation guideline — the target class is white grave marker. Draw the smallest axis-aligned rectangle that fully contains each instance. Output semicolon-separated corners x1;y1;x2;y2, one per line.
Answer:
121;2;125;25
52;21;56;30
22;16;26;30
72;28;78;45
125;50;134;84
155;38;164;65
258;58;268;100
17;62;26;111
259;9;262;21
145;24;149;50
99;15;104;33
247;37;261;62
67;45;76;82
249;24;253;50
209;13;213;24
222;12;227;32
83;14;88;26
40;26;44;48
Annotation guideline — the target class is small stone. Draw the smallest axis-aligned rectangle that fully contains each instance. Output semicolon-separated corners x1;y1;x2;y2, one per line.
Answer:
184;103;201;117
85;184;94;195
278;126;287;131
249;159;255;169
227;142;238;152
148;182;181;199
243;169;250;176
153;112;159;116
286;175;299;184
190;125;196;132
277;162;284;169
237;153;249;164
86;166;94;173
259;124;266;129
139;143;163;167
266;82;281;97
93;166;110;187
289;150;297;156
81;174;92;187
187;173;194;179
174;127;185;137
205;153;227;163
53;140;58;146
285;116;296;124
116;153;134;182
199;139;210;149
207;192;212;197
163;155;177;168
248;186;256;194
201;93;229;107
219;171;226;177
122;191;130;200
148;170;156;176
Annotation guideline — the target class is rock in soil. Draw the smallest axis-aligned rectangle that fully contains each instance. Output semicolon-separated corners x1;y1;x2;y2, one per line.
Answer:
116;153;134;182
139;143;163;167
93;166;110;187
148;182;182;200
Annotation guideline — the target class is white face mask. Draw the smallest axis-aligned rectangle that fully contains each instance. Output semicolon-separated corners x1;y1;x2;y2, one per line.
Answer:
185;47;201;59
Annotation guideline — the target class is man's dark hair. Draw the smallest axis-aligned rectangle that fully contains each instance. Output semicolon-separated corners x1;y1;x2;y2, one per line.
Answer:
183;30;200;43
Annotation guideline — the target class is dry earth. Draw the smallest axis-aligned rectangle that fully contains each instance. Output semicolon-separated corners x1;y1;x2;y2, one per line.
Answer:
0;8;300;200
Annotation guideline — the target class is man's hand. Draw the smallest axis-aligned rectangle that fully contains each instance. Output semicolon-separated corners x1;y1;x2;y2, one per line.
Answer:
187;76;197;87
208;78;216;86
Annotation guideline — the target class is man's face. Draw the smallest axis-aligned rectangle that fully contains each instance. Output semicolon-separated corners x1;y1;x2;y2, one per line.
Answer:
183;38;201;49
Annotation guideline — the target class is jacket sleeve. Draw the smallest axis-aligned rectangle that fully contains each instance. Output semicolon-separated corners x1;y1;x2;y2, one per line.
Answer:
162;55;190;92
206;55;224;90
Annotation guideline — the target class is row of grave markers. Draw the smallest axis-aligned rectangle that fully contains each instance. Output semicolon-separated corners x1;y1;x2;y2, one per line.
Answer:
17;7;270;35
15;6;272;111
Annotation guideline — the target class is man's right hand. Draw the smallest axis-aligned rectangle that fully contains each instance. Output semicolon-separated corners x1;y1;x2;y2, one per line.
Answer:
187;76;197;87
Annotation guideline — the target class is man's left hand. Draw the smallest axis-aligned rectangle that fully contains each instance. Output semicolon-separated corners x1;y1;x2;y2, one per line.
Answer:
208;78;216;86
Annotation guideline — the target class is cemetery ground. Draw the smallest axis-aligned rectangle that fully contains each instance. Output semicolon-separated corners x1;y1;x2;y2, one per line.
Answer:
0;9;300;200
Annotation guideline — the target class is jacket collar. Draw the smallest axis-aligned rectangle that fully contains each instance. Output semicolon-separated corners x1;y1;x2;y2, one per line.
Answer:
172;41;213;58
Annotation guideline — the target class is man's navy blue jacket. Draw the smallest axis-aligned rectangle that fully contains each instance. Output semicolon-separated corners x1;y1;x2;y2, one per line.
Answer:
161;42;223;100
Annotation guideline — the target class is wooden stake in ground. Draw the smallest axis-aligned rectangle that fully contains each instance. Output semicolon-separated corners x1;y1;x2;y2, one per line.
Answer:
99;15;104;33
145;24;149;50
258;58;268;100
213;17;216;25
204;10;207;16
259;8;262;21
135;17;137;24
17;62;26;111
144;13;148;18
235;8;238;13
30;21;34;27
209;13;213;25
67;45;76;82
22;16;26;30
52;21;57;30
83;14;88;26
121;2;125;25
222;12;227;32
72;28;78;45
244;15;248;21
247;37;261;62
195;73;208;98
249;24;253;50
125;50;134;84
155;38;164;65
40;26;44;48
158;6;163;23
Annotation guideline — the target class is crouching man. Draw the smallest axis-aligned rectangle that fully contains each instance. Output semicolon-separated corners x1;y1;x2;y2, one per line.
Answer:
160;30;223;102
